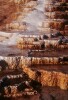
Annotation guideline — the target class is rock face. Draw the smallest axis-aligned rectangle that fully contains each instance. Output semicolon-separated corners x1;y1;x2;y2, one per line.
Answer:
0;0;18;25
22;66;68;90
39;0;68;35
0;56;68;90
17;36;68;49
0;0;32;30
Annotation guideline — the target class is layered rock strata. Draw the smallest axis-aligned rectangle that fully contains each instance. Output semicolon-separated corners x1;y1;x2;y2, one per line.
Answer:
17;36;68;49
0;56;68;90
39;0;68;35
0;56;68;69
22;66;68;90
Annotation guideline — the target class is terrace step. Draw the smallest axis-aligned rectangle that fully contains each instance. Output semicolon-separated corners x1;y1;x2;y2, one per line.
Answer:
22;66;68;90
0;56;68;71
0;0;68;99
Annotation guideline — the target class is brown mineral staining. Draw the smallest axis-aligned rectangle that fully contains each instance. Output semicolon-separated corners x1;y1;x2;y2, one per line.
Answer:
0;0;32;30
22;66;68;90
0;0;68;100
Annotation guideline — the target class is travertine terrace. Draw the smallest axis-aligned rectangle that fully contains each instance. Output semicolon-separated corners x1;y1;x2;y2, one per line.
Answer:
0;0;68;100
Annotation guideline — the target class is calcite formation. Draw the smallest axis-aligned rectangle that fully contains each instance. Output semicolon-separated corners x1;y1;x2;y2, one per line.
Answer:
22;66;68;90
39;0;68;35
0;56;68;90
0;0;68;99
17;36;68;49
0;0;32;30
